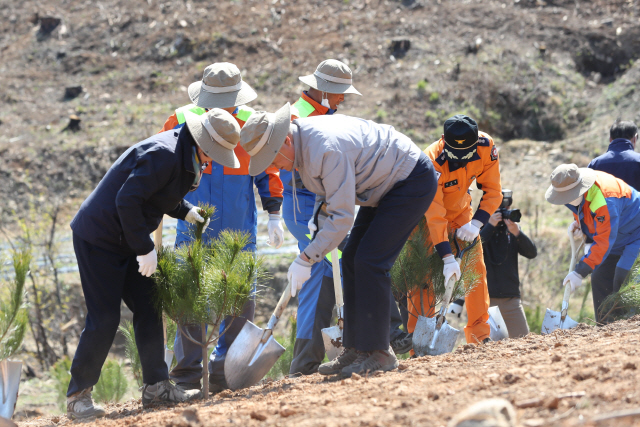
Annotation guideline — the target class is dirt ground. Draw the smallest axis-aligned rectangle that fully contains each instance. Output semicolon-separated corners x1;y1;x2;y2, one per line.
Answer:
17;317;640;427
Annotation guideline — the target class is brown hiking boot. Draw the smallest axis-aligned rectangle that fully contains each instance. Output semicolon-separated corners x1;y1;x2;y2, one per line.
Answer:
318;347;358;375
67;388;106;419
341;346;398;377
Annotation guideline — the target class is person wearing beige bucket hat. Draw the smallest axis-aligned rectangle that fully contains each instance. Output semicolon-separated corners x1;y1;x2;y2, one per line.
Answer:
241;104;439;377
66;108;241;418
546;163;640;322
159;63;285;395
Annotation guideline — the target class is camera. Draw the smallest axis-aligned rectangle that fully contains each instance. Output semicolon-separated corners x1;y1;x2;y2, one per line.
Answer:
499;189;521;223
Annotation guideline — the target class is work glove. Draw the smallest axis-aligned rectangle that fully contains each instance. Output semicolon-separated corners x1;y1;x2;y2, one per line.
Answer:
442;255;461;285
584;243;592;256
563;271;583;293
137;248;157;277
288;254;313;297
308;217;318;237
568;221;583;239
456;220;482;242
449;299;464;318
185;206;211;230
267;214;284;249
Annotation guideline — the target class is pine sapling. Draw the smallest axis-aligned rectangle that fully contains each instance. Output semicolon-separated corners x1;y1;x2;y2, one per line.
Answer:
118;321;142;387
599;257;640;322
93;359;128;404
0;248;30;360
153;204;265;398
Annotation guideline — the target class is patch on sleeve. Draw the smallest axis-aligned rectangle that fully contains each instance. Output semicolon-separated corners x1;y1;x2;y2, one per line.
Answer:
478;136;490;146
490;145;498;161
444;179;458;188
597;215;606;223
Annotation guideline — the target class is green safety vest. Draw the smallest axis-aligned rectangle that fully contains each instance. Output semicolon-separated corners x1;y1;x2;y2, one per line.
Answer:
291;97;316;119
175;104;255;124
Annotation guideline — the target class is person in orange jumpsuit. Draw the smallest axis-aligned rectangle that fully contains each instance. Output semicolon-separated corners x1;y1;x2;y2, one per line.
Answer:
407;115;502;344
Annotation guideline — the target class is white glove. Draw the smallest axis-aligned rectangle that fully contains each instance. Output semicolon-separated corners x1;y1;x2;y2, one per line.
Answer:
308;217;318;236
568;221;583;239
456;220;482;242
449;301;463;318
185;206;211;230
442;255;461;284
584;243;592;256
267;214;284;249
288;254;313;297
563;271;583;293
137;249;157;277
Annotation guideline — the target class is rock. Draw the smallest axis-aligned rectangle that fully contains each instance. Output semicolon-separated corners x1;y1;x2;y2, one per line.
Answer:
250;411;268;421
448;398;516;427
551;354;561;362
398;363;409;370
351;373;361;380
279;407;297;417
623;362;636;370
64;86;83;100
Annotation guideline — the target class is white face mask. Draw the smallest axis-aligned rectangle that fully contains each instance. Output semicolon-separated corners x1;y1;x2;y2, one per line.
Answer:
568;195;583;206
321;93;331;108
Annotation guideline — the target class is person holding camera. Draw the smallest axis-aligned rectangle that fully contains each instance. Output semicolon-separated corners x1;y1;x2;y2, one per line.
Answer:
479;189;536;338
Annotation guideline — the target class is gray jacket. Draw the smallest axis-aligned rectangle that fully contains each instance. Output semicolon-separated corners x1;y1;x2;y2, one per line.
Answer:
291;114;421;262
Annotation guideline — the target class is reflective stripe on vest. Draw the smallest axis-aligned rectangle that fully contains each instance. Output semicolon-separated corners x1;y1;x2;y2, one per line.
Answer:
291;97;316;119
175;104;206;124
236;105;255;122
586;185;607;213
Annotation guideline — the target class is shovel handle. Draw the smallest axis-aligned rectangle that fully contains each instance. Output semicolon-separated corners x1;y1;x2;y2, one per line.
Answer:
330;248;344;308
560;283;572;320
154;217;163;251
263;280;293;339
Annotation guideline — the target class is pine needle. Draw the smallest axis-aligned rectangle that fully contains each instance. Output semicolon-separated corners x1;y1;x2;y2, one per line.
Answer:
599;256;640;322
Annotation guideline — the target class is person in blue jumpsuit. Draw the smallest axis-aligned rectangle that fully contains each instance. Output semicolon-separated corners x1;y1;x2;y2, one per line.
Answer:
286;60;412;375
159;63;284;392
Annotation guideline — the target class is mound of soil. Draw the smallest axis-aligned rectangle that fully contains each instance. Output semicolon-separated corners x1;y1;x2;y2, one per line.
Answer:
19;317;640;427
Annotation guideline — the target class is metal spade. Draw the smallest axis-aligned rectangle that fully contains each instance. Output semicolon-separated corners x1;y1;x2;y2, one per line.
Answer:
487;306;509;341
541;229;582;334
321;248;344;360
224;281;292;390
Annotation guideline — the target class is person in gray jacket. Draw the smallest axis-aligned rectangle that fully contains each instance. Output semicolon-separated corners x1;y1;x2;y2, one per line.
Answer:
240;103;438;376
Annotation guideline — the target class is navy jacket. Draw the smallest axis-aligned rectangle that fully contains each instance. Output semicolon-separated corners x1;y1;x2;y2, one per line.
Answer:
71;127;196;256
588;139;640;191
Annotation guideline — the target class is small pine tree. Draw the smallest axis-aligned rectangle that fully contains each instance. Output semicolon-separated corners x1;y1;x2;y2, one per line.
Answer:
266;316;297;380
0;248;30;360
391;217;481;316
93;359;128;404
50;356;72;410
152;204;265;398
118;321;142;387
599;257;640;322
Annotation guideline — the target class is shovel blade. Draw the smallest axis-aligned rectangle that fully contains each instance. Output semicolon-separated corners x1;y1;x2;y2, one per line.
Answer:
164;348;174;370
412;315;460;356
224;321;285;391
541;308;579;335
0;359;22;419
321;326;343;361
488;306;509;341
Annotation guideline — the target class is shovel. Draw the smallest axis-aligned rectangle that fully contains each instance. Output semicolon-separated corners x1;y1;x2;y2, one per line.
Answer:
321;248;344;360
225;280;292;390
487;306;509;341
0;359;22;419
541;229;583;334
154;219;175;369
413;237;479;356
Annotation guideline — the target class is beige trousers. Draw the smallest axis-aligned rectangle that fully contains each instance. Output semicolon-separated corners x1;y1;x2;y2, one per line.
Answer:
489;297;529;338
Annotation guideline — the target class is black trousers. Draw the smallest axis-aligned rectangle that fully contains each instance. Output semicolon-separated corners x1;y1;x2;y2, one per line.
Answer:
342;153;437;351
591;253;630;323
67;233;167;396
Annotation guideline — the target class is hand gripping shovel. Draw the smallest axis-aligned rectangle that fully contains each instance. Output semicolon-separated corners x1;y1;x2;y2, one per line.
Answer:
413;237;479;356
321;248;344;360
225;280;293;390
541;229;582;334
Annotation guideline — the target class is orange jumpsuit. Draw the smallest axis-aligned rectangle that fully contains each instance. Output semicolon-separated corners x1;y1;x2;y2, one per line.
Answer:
407;132;502;343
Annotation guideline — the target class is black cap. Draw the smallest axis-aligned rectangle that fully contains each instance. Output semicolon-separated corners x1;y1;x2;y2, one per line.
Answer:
443;115;479;150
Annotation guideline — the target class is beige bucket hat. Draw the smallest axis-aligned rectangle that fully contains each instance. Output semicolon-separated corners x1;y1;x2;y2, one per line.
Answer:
188;62;257;109
545;164;597;205
299;59;362;96
240;103;291;176
184;108;241;169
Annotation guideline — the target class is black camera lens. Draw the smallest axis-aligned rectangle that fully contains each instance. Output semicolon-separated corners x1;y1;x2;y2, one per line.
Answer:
503;208;521;223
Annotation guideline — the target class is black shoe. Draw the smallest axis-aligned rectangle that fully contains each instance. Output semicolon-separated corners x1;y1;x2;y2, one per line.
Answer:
482;337;491;344
208;376;229;394
390;332;413;355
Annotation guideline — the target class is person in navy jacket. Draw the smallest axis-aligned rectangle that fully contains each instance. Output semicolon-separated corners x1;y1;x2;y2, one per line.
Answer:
589;120;639;190
66;109;241;419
